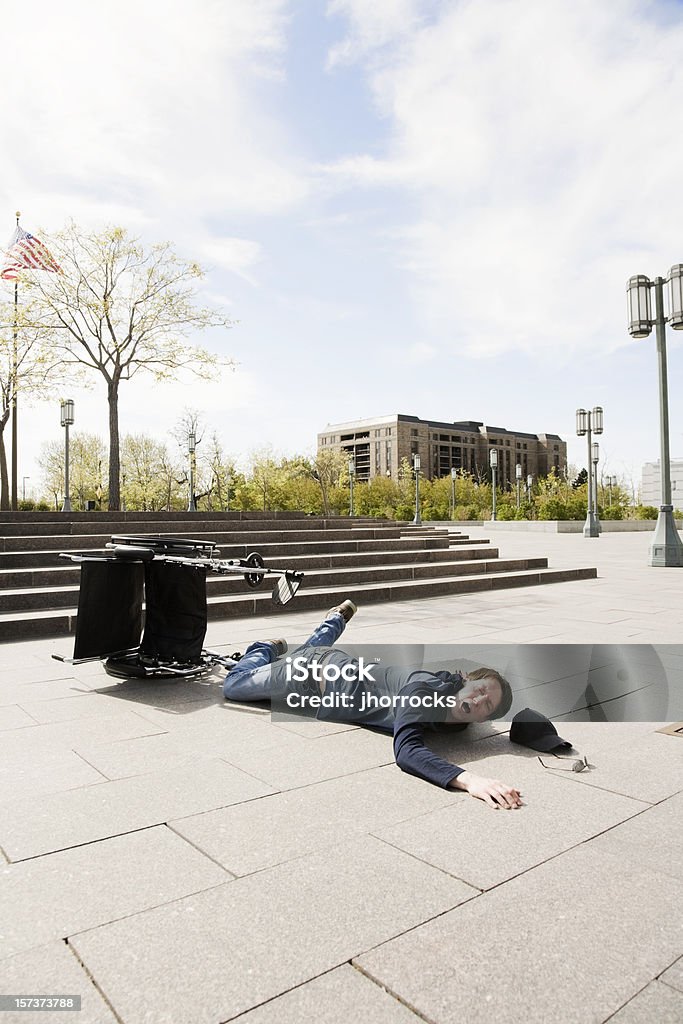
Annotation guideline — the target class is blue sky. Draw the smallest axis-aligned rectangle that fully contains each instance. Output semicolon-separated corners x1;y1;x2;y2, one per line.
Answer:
2;0;682;495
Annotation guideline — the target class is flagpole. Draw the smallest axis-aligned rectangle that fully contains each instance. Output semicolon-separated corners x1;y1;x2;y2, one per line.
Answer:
11;211;19;511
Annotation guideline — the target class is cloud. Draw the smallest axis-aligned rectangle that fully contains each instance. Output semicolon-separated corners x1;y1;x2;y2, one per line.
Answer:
323;0;683;360
1;0;308;236
201;237;263;283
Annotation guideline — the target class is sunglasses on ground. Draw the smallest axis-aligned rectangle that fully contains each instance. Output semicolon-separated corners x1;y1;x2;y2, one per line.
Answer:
537;753;594;773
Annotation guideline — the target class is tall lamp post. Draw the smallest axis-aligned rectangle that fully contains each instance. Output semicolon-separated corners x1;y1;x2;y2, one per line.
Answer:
450;466;457;520
576;406;603;538
22;476;30;502
608;475;617;509
187;431;197;512
515;463;522;509
526;473;533;503
412;453;422;526
592;441;601;531
489;448;498;521
60;399;74;513
348;457;355;517
627;267;683;566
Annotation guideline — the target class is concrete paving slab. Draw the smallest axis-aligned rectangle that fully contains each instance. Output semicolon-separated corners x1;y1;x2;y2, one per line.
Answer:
0;705;39;731
660;956;683;993
0;759;274;861
607;981;683;1023
75;731;225;780
0;749;106;803
545;731;683;803
373;770;646;890
0;942;118;1024
356;841;683;1024
583;790;683;882
0;826;229;959
0;710;165;767
0;676;95;706
170;764;456;875
69;835;475;1024
217;724;397;790
230;965;422;1023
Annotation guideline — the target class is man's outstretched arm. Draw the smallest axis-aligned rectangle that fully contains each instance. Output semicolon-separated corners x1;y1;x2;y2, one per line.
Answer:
449;770;522;810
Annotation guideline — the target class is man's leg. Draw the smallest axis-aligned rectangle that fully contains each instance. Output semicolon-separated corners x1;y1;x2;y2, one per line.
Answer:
222;600;357;702
222;640;286;702
296;601;355;652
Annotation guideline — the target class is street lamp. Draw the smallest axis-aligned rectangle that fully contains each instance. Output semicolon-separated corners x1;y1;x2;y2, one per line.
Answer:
526;473;533;502
450;467;457;520
60;399;75;513
627;267;683;566
348;457;355;517
591;441;601;531
412;453;422;526
515;463;522;509
607;474;618;509
576;406;603;538
187;431;197;512
22;476;30;502
489;448;498;521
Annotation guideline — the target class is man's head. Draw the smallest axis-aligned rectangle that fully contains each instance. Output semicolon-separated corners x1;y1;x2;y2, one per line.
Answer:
452;667;513;723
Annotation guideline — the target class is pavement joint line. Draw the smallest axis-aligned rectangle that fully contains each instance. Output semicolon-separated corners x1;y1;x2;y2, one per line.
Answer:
600;978;660;1023
163;823;237;878
350;960;440;1024
64;936;125;1024
3;822;166;866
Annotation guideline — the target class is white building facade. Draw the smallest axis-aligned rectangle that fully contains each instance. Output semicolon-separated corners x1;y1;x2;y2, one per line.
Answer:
641;459;683;511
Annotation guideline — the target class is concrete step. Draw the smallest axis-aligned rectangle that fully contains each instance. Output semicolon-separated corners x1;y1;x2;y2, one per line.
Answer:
6;565;598;644
0;557;550;613
0;534;456;569
0;545;502;591
0;516;413;538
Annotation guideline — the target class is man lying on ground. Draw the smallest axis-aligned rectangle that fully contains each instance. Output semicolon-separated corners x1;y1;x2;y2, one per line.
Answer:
222;600;521;810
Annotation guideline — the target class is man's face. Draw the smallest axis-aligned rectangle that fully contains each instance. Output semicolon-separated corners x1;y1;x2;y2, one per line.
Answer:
450;675;502;722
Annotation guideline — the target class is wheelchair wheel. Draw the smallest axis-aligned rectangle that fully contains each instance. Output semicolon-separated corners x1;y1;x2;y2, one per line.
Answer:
104;653;209;681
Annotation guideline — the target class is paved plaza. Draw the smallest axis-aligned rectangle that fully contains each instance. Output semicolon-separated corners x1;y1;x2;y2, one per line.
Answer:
0;526;682;1024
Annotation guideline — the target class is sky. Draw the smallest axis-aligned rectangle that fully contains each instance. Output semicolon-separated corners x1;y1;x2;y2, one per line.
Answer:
2;0;683;497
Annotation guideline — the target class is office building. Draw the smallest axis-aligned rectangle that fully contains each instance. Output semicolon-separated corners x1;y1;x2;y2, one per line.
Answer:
318;413;567;488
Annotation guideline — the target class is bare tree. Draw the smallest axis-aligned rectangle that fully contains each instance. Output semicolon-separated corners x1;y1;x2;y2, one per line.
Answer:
24;223;233;509
0;297;75;509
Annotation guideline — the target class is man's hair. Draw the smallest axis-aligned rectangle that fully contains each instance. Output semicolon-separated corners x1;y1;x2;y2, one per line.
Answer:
467;667;513;720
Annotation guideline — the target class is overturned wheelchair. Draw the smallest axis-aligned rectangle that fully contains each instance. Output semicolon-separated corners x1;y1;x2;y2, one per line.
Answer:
52;534;304;680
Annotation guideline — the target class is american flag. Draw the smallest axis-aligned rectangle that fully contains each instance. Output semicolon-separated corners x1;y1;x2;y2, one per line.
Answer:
0;224;60;280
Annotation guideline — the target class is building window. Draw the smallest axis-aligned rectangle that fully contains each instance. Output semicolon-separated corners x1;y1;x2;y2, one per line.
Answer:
411;428;418;436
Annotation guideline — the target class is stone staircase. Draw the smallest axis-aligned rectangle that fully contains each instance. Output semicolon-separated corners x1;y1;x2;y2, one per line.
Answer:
0;512;597;642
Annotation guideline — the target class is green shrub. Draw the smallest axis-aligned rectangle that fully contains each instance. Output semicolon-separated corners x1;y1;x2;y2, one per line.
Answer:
632;505;659;520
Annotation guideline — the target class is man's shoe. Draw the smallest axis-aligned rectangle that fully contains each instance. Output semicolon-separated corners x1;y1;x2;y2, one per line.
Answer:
327;600;357;623
267;639;288;658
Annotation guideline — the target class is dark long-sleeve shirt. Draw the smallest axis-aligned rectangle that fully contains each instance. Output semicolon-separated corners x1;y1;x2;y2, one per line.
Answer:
279;648;469;788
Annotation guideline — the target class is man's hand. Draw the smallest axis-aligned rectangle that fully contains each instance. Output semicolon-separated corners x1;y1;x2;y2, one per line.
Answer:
450;770;523;809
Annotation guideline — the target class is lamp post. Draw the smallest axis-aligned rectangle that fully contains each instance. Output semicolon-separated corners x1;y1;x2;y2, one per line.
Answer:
348;458;355;517
22;476;30;502
526;473;533;503
450;467;457;520
412;453;422;525
592;441;601;531
608;475;617;509
627;267;683;566
576;406;603;538
187;431;197;512
515;463;522;509
489;448;498;521
60;399;74;513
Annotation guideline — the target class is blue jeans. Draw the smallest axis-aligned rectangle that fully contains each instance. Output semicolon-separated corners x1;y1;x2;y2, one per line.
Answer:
222;612;348;702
